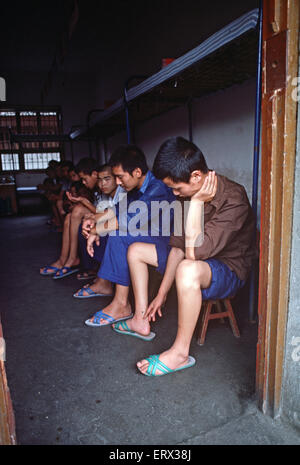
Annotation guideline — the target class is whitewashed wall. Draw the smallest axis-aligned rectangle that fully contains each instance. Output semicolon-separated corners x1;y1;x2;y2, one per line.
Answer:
105;78;259;209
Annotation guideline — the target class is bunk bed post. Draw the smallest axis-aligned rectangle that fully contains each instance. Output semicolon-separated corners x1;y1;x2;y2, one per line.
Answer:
103;136;108;163
70;138;74;163
187;98;193;142
248;0;263;323
124;86;131;144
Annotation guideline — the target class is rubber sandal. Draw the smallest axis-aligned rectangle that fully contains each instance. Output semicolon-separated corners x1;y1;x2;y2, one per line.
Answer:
73;286;113;299
113;320;156;341
53;266;80;280
77;271;97;281
138;354;196;377
40;266;61;276
85;310;133;327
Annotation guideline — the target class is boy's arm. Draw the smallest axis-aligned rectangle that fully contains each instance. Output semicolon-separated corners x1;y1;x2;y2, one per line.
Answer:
145;247;185;321
92;216;119;236
66;191;96;213
78;197;96;213
185;171;217;260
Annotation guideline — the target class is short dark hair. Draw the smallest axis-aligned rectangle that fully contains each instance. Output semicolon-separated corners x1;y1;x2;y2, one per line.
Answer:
98;163;112;173
153;136;209;183
61;160;75;171
75;157;99;175
109;145;148;175
48;159;59;169
70;180;94;201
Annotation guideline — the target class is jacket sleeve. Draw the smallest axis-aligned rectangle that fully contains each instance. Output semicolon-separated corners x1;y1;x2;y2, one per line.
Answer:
194;195;251;260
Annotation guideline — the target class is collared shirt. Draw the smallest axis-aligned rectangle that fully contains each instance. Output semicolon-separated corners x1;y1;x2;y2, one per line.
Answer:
117;170;176;237
95;185;125;212
169;174;257;281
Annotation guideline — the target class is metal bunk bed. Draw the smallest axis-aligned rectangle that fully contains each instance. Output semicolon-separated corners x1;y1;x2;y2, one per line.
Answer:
70;8;260;143
70;6;263;321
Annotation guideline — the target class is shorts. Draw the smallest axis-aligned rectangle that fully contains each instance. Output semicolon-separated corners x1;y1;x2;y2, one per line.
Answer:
201;258;245;301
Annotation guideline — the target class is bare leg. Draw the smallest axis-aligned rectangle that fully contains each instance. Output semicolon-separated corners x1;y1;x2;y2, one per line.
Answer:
58;213;71;264
111;242;158;336
74;276;113;296
87;284;132;325
137;259;212;375
51;202;62;227
64;204;89;268
40;213;71;273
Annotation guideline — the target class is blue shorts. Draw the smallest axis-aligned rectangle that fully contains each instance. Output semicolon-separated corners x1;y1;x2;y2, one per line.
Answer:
98;232;171;286
202;258;245;301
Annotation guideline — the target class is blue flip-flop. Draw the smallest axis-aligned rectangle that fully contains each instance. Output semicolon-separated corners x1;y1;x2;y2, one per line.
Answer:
85;310;133;327
53;266;80;280
40;266;60;276
73;286;113;299
138;354;196;377
113;320;156;341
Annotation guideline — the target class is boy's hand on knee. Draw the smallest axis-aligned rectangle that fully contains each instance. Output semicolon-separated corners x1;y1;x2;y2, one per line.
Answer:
145;293;167;321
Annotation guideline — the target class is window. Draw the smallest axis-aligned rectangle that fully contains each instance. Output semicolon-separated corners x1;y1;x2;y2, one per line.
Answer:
0;107;63;172
24;152;60;170
1;153;19;171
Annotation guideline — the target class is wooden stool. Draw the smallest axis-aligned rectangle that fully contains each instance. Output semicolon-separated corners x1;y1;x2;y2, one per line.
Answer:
196;297;240;346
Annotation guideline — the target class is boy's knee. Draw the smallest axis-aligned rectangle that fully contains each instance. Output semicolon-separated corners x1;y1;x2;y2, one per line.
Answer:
176;259;204;289
127;242;143;262
64;212;71;224
71;204;85;218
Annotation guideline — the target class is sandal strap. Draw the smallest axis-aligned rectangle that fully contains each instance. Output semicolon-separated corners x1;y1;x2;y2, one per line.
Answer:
114;320;130;332
93;310;114;324
78;286;95;296
146;355;172;376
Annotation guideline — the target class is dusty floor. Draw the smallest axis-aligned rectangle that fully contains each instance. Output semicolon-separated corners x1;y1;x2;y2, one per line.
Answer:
1;214;299;446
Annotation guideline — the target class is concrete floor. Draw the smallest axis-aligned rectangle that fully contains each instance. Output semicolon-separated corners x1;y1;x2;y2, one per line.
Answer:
1;215;300;446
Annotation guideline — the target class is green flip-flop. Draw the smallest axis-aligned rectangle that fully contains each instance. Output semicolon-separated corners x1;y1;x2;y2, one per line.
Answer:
113;320;156;341
139;354;196;376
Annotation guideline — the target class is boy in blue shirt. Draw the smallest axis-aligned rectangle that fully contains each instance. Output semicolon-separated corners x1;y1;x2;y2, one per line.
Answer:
84;144;175;337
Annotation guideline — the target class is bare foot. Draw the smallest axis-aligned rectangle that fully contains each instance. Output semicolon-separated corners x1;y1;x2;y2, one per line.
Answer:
112;315;151;337
40;259;64;274
76;270;97;280
74;278;113;297
88;300;132;326
137;349;191;376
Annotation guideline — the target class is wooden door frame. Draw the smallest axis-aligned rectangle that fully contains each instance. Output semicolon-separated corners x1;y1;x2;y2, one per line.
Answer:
256;0;299;417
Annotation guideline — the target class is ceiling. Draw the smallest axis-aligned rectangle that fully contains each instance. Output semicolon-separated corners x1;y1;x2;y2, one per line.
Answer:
1;0;259;75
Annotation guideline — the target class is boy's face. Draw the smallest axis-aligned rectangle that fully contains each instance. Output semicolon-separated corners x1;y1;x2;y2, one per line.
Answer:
112;164;142;192
97;169;117;196
61;166;70;178
69;170;80;182
78;170;98;190
163;171;205;198
55;165;62;178
47;168;56;178
70;186;78;197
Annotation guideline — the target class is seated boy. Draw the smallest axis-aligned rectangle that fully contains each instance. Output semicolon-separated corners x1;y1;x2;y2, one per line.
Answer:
131;136;257;376
40;157;101;278
74;163;124;289
37;164;62;228
84;144;175;329
56;161;80;219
